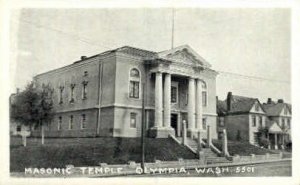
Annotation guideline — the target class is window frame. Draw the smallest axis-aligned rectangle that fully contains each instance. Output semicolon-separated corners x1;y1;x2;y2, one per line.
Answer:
58;116;62;130
59;86;64;104
252;115;256;127
129;68;141;99
70;84;76;103
201;81;208;107
171;81;179;104
81;114;86;129
255;103;260;112
130;112;137;128
259;116;263;127
82;81;88;100
69;115;73;130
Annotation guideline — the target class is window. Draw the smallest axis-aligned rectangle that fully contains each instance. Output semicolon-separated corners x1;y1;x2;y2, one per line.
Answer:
58;116;62;130
287;119;290;128
202;82;207;107
69;115;73;130
81;114;86;129
83;71;88;77
171;83;178;103
284;107;288;115
70;84;76;103
16;125;21;132
252;115;256;127
258;116;263;127
255;103;260;111
59;86;64;104
202;118;207;130
129;68;140;98
82;81;88;100
130;113;137;128
281;118;285;127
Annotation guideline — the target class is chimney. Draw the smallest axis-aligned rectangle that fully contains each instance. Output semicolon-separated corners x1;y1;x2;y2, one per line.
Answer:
278;99;284;103
16;88;20;94
267;98;272;104
81;56;87;60
216;96;219;102
227;92;232;111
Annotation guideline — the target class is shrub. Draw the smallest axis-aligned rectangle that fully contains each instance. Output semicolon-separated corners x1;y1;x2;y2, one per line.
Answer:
258;137;270;148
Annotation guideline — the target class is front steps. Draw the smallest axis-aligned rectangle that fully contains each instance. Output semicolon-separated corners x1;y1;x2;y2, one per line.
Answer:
174;136;231;165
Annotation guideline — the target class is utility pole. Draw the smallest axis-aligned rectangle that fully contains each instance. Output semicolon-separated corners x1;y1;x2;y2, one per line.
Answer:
141;83;146;173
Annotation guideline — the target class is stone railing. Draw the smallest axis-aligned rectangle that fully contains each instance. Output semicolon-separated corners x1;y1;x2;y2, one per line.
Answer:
230;153;284;163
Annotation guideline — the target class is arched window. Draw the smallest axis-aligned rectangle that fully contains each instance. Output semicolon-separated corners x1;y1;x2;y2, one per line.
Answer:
129;68;140;98
202;81;207;106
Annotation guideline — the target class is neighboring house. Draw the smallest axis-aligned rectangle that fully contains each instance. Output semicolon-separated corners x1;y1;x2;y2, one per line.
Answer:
217;92;267;145
262;98;292;149
31;45;218;139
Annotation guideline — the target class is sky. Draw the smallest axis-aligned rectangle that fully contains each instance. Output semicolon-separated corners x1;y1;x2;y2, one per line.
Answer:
10;8;291;103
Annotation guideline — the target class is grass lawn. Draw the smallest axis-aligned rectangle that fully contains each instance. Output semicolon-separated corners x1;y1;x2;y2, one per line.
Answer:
10;136;197;172
212;139;279;156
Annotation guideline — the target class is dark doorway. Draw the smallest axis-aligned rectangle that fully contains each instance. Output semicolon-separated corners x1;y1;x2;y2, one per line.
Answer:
171;114;178;136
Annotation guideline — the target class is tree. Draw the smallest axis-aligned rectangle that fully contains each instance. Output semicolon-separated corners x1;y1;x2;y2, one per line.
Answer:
257;126;270;148
10;81;54;146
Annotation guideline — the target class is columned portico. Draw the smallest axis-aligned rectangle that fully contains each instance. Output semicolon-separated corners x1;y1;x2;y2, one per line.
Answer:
146;45;215;139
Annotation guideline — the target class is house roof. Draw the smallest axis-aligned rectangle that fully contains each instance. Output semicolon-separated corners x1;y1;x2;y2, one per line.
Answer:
115;46;158;58
36;45;212;78
217;94;263;115
217;100;227;115
262;102;292;116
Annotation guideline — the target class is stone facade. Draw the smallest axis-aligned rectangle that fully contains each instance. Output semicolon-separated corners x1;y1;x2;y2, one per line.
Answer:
32;45;218;139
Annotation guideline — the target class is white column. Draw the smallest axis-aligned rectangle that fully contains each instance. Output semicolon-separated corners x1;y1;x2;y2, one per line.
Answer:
274;133;278;150
155;72;163;127
196;79;203;130
182;121;187;145
188;77;195;135
164;73;171;128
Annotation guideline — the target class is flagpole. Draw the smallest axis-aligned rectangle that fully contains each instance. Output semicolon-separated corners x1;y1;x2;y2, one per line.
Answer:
171;8;175;49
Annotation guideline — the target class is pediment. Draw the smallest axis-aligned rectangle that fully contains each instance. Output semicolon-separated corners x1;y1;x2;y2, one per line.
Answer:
158;45;211;68
165;49;201;65
269;122;282;133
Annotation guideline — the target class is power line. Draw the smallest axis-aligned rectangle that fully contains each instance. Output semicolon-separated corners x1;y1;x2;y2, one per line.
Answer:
16;18;290;84
17;18;113;50
217;70;290;84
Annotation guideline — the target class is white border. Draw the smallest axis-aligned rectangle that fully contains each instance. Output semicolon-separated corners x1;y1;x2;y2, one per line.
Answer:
0;1;299;185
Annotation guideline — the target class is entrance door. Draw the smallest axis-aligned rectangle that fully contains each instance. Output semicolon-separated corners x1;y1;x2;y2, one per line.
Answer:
171;114;178;136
